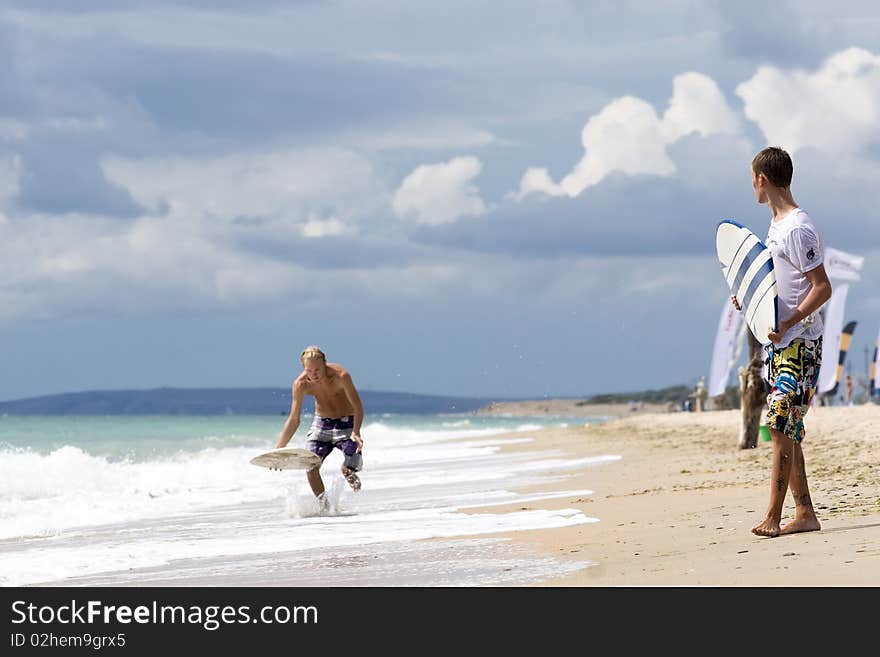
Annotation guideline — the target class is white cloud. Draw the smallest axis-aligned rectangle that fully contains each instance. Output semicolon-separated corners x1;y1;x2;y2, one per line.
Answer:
392;156;488;225
0;209;512;322
302;215;346;238
0;144;387;322
0;210;313;322
102;147;379;222
661;72;742;142
344;121;498;152
516;167;567;199
512;72;740;200
0;147;493;322
736;47;880;155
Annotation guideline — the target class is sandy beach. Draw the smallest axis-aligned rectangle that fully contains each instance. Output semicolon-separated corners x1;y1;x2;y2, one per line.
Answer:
476;398;674;418
466;402;880;586
8;404;877;588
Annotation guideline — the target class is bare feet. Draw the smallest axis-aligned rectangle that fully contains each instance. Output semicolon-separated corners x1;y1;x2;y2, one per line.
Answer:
780;516;821;535
751;518;781;537
316;491;330;514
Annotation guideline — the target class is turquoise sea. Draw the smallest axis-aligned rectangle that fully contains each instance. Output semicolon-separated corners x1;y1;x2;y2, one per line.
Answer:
0;412;618;586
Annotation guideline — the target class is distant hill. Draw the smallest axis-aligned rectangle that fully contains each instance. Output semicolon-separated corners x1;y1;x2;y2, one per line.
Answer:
0;387;499;416
578;383;743;409
0;383;727;416
579;384;694;405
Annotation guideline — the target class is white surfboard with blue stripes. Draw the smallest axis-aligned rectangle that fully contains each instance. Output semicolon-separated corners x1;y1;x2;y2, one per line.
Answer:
715;219;778;346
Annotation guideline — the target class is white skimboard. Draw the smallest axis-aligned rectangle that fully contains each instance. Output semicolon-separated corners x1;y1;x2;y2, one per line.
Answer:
250;447;321;471
715;219;778;346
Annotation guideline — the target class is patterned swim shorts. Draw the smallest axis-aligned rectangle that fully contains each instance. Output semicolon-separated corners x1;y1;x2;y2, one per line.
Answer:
306;415;362;471
765;337;822;442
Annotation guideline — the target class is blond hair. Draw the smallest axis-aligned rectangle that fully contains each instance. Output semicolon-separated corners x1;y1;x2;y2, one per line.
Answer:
300;346;326;363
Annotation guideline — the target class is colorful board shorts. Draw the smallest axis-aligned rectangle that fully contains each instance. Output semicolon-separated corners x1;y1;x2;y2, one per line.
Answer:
306;415;362;471
765;337;822;443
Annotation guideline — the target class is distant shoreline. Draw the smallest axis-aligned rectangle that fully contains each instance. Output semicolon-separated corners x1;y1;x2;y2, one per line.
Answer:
0;386;690;417
0;387;496;416
474;398;675;418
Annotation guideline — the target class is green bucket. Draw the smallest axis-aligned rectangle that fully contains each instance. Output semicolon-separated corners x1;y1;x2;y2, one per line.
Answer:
759;425;771;442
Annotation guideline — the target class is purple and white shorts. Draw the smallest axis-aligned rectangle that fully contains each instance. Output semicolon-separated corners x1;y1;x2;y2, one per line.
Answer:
306;415;362;471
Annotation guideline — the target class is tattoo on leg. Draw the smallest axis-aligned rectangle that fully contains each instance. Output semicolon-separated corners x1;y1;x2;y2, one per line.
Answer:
776;474;786;492
794;493;812;507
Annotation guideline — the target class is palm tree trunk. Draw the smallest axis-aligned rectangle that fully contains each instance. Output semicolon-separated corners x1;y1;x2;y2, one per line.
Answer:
738;332;765;449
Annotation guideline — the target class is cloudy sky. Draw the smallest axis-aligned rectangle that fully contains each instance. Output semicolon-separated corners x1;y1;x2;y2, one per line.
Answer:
1;0;878;402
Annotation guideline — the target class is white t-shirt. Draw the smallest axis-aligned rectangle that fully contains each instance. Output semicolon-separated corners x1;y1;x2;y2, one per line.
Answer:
765;208;824;347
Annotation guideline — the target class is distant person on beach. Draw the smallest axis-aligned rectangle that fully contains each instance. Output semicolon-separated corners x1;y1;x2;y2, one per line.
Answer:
731;146;832;538
275;346;365;509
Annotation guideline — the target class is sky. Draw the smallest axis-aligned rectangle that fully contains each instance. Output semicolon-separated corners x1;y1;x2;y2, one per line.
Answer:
1;0;879;401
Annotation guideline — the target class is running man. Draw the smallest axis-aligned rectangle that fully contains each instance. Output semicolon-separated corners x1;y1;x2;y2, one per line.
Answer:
276;346;365;507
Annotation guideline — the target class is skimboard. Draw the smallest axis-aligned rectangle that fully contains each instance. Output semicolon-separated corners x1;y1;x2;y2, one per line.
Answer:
250;447;321;471
715;219;778;345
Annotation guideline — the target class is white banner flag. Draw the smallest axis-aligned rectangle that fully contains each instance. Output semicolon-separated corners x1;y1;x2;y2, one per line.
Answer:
817;283;849;394
824;247;864;281
707;300;743;397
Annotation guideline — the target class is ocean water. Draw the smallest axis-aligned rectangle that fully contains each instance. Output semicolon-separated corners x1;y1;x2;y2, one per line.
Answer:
0;413;619;587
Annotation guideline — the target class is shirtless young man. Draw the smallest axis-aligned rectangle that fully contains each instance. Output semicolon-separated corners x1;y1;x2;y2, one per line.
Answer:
276;346;365;506
733;147;832;538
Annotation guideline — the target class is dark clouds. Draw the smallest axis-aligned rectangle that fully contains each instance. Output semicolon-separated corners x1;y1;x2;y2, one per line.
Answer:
718;0;880;69
1;1;307;10
0;23;38;119
70;47;479;141
0;2;877;400
2;19;494;147
0;15;494;215
718;0;824;68
15;132;145;216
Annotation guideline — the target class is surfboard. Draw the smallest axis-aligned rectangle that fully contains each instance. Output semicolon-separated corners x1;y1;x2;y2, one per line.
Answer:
250;447;321;471
715;219;778;346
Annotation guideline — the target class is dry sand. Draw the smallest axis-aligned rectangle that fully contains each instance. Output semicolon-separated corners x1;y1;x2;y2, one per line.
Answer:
476;398;674;418
462;403;880;586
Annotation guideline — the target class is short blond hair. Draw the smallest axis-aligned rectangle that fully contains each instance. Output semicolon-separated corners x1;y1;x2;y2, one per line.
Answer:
300;346;326;363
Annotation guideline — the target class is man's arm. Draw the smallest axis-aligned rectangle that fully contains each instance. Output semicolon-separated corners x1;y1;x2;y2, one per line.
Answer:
276;381;305;448
341;372;365;453
767;263;832;343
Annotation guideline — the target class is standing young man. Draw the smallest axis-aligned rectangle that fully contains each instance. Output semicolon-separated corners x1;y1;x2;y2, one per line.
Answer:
733;146;832;537
276;346;365;508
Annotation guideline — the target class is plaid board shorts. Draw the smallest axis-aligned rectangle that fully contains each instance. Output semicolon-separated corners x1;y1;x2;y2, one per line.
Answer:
306;415;363;471
765;337;822;443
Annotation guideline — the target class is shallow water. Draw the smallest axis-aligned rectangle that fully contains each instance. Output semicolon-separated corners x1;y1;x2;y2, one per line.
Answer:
0;413;616;586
